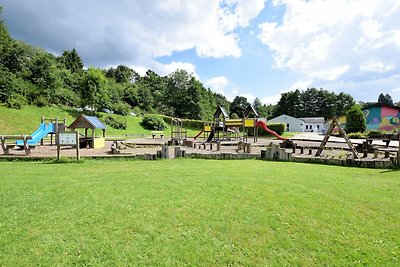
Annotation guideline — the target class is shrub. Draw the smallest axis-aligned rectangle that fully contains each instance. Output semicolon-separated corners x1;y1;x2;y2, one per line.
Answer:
112;102;130;116
266;123;285;135
141;115;167;130
103;116;127;130
161;115;203;129
255;122;285;136
5;94;26;109
345;105;366;133
230;113;239;119
33;95;50;107
367;130;383;138
347;132;366;139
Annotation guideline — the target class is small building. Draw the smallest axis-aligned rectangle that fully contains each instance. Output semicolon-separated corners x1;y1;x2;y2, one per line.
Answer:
325;104;400;132
68;115;106;149
363;103;400;131
299;117;325;133
267;115;304;132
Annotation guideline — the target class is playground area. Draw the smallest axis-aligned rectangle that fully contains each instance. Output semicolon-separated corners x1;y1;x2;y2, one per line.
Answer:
0;106;399;167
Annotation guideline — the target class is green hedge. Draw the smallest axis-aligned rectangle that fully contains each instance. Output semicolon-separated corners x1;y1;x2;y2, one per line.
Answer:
161;115;204;129
264;123;285;135
141;115;167;130
347;132;366;139
367;130;383;138
248;122;285;136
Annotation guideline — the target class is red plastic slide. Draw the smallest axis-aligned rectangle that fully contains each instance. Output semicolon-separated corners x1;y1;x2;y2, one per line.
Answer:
256;121;286;140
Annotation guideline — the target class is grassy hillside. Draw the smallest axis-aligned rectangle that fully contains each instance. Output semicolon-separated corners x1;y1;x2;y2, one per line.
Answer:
0;105;203;137
0;105;292;139
0;160;399;265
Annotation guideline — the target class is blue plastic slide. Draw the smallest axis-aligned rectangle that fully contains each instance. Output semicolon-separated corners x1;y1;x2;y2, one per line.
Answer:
16;123;56;146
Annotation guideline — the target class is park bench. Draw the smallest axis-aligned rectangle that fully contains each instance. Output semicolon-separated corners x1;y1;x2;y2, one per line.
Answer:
0;135;33;155
151;131;164;139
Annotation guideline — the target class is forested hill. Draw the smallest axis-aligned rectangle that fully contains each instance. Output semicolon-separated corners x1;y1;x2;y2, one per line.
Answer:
1;6;357;121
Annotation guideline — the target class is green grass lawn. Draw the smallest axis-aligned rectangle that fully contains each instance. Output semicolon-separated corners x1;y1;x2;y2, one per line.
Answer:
0;159;399;266
0;105;199;137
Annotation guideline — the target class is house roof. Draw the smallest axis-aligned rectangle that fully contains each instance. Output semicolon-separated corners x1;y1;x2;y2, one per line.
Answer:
299;117;325;123
362;103;400;110
68;115;106;130
268;114;303;122
243;104;259;118
213;106;229;119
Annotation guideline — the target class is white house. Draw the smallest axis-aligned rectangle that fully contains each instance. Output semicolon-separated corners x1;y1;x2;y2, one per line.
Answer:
267;115;304;132
299;117;325;133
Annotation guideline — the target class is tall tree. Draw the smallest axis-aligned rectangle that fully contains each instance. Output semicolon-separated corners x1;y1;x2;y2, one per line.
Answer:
377;93;393;105
164;69;203;119
230;96;249;117
345;105;366;133
112;65;134;84
58;48;83;74
80;67;108;112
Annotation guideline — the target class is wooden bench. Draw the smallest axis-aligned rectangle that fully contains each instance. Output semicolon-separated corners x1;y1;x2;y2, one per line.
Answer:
151;131;164;139
0;135;33;155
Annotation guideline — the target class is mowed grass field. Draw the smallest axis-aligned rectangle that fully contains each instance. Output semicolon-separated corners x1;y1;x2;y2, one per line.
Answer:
0;159;399;266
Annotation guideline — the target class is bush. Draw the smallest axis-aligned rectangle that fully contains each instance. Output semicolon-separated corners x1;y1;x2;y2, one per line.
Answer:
161;115;203;129
345;105;366;133
367;130;383;138
347;132;366;139
5;93;26;109
112;102;130;116
255;122;285;136
141;115;167;130
103;116;127;130
33;95;50;107
266;123;285;135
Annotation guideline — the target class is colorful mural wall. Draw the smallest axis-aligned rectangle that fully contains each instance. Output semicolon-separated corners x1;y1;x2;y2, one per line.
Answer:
363;106;400;131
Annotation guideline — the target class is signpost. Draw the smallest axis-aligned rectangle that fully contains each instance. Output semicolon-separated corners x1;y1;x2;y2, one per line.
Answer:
57;131;79;160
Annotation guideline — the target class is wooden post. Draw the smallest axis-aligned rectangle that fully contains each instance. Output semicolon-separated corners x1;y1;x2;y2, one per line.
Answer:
76;131;80;160
57;132;61;160
398;126;400;166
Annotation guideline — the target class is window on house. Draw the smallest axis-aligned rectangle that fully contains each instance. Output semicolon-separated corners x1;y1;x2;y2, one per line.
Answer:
306;125;308;130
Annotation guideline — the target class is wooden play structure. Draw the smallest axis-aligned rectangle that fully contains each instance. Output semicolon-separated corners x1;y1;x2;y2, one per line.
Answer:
68;115;106;149
316;117;359;159
0;117;66;155
170;117;187;145
206;105;260;142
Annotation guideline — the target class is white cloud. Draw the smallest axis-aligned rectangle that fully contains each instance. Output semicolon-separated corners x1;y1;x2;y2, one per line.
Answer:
204;76;257;102
262;94;281;105
154;61;198;78
3;0;266;67
205;76;229;95
259;0;400;101
360;59;395;74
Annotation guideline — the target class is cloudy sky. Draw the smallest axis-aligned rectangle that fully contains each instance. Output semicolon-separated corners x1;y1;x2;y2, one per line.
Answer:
2;0;400;104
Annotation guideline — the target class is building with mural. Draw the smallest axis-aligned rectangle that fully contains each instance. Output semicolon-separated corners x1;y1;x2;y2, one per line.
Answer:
363;104;400;131
325;103;400;132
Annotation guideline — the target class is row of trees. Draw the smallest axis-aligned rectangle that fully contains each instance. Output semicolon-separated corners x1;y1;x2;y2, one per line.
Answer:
273;88;356;119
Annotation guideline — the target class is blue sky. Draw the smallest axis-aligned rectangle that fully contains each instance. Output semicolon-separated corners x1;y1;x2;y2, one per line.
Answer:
2;0;400;104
